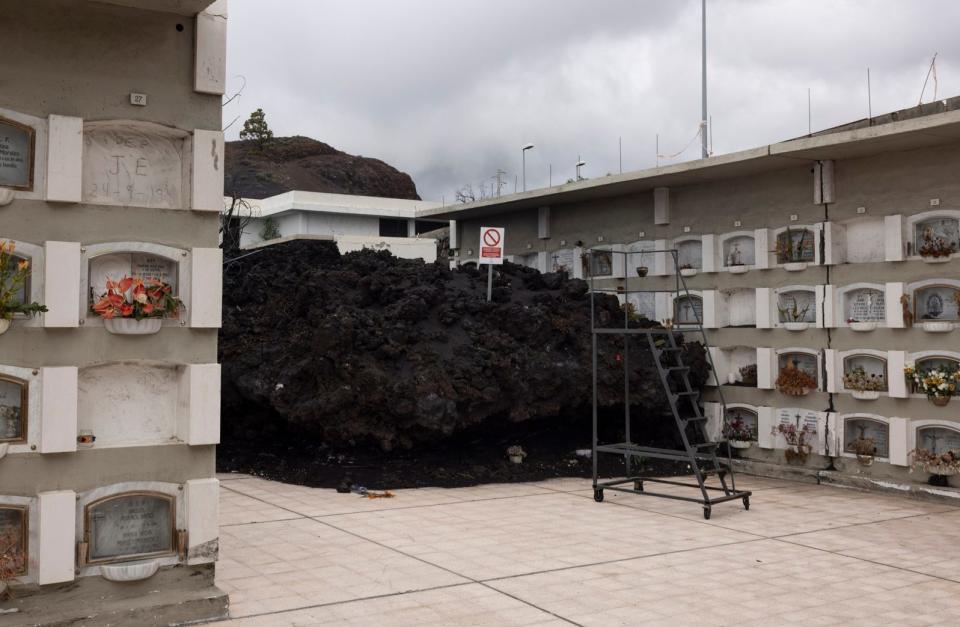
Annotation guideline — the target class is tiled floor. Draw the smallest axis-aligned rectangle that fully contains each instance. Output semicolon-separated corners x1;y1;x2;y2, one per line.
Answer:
214;473;960;625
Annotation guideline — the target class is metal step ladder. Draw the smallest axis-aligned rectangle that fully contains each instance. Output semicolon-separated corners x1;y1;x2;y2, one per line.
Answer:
589;248;751;520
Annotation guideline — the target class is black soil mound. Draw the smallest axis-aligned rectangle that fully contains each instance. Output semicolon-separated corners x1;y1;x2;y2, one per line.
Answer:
218;240;710;487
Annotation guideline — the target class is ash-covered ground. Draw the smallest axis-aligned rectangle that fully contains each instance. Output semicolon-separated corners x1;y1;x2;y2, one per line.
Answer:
218;241;709;488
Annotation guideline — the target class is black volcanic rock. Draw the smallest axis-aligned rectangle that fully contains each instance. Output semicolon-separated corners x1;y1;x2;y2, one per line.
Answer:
219;241;710;451
225;136;421;200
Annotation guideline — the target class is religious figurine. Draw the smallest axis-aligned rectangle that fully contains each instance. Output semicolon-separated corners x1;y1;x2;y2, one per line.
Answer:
901;294;913;328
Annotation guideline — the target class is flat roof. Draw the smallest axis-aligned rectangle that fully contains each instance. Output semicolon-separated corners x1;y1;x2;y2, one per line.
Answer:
239;190;445;220
422;105;960;222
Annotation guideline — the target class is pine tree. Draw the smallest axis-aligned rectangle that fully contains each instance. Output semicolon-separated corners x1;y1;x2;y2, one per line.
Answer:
239;108;273;150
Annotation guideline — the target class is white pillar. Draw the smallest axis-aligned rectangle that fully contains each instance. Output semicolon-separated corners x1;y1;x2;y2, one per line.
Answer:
40;367;78;453
186;479;220;565
38;490;76;585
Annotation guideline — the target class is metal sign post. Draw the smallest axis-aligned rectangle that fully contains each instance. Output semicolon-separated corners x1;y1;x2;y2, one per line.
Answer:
479;226;504;302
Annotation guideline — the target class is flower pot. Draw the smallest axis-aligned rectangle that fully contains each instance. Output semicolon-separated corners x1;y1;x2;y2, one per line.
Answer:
636;266;649;277
729;440;752;449
727;265;748;275
922;320;954;333
727;372;738;385
849;321;877;332
680;268;697;278
921;255;952;264
783;322;810;331
929;396;951;407
925;464;957;476
104;318;163;335
0;319;9;336
509;454;524;464
784;444;811;464
783;262;808;272
856;454;875;467
851;390;881;400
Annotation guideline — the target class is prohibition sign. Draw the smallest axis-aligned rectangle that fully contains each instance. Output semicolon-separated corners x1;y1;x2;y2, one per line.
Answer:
483;228;501;247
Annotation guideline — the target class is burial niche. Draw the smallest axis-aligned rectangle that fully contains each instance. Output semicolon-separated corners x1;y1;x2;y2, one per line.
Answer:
777;289;816;324
87;251;179;313
722;235;755;268
842;354;887;397
776;228;815;263
674;295;703;325
914;216;959;257
550;249;575;274
844;287;885;323
914;285;960;321
916;426;960;455
720;289;755;327
676;239;702;270
0;117;35;191
84;492;175;564
0;375;27;443
844;417;889;459
725;407;758;440
0;505;27;577
588;250;613;277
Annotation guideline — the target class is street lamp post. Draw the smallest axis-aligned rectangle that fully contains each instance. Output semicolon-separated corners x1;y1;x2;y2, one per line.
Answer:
521;143;534;191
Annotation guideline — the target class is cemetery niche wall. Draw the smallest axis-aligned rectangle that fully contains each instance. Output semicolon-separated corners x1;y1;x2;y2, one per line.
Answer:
0;374;27;444
0;117;35;192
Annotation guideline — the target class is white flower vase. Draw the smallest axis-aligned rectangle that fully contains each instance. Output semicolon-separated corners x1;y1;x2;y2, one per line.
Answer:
727;265;748;275
783;262;808;272
509;455;524;464
729;440;752;449
921;255;951;264
849;321;877;332
680;268;698;278
0;319;10;336
783;322;810;331
851;390;880;400
922;321;954;333
104;318;163;335
926;464;957;476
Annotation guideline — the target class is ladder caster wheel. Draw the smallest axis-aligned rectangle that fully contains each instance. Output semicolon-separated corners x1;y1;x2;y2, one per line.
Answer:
634;481;644;492
593;489;604;503
703;506;712;520
743;496;750;511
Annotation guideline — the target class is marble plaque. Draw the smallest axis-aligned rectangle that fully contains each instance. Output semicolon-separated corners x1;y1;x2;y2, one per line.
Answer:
845;288;885;322
917;427;960;454
87;493;174;563
551;249;574;274
725;289;756;327
778;290;816;323
82;127;184;209
725;408;758;439
845;418;889;457
0;118;34;190
674;295;703;324
723;235;755;267
0;376;26;442
777;408;819;433
626;292;655;319
915;286;960;321
0;506;27;576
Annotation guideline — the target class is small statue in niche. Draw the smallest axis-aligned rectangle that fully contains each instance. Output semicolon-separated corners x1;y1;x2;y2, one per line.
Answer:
901;294;913;327
924;293;944;320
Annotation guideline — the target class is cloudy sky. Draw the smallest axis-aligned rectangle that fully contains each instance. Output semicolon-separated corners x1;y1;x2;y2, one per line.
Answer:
225;0;960;201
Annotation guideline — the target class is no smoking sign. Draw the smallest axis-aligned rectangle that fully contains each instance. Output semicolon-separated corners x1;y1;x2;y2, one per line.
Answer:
479;226;504;265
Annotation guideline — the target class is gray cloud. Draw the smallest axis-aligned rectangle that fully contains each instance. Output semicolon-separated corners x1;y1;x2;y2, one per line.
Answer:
226;0;960;201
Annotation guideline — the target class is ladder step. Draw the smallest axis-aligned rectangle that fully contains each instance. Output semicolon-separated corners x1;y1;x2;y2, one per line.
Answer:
657;347;683;353
674;390;700;397
681;415;707;422
665;366;690;371
691;441;719;449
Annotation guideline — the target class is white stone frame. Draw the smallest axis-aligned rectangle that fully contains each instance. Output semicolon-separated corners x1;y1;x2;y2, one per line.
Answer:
0;365;42;455
771;285;821;328
834;282;888;328
716;230;758;271
828;349;889;397
0;239;45;328
75;481;185;579
0;495;39;585
907;350;960;399
834;413;906;465
0;108;48;203
905;209;960;260
79;242;190;329
770;224;821;267
909;420;960;455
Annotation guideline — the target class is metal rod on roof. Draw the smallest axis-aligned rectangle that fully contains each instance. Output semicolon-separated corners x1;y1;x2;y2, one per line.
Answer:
701;0;708;159
619;136;622;173
656;134;659;168
867;67;872;122
808;87;812;135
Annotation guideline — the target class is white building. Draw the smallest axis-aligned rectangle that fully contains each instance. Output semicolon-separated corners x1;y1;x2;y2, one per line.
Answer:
237;190;446;262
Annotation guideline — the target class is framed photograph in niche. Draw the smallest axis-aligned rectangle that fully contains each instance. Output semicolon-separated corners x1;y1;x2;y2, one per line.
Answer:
914;285;960;321
0;505;28;577
844;288;885;322
0;375;27;443
84;492;176;565
0;117;36;191
87;253;179;309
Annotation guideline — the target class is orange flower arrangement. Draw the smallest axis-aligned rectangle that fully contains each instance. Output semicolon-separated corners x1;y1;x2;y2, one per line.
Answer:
92;277;182;320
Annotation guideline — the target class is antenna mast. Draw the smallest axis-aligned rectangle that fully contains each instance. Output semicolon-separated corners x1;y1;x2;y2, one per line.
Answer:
701;0;708;159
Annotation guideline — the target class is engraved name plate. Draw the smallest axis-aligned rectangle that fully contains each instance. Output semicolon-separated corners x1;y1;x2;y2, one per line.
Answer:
0;506;27;576
0;376;27;442
82;127;184;209
0;118;35;190
86;493;175;563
